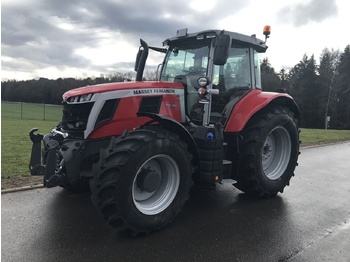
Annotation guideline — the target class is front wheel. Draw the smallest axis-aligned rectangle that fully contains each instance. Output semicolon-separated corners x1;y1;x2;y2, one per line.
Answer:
132;154;180;215
90;127;193;235
235;106;300;197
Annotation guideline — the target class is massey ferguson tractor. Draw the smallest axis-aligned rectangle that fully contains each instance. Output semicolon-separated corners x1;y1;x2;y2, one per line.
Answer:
29;26;300;235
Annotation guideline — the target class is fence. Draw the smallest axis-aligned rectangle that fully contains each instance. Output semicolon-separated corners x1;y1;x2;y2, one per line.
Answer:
1;101;63;121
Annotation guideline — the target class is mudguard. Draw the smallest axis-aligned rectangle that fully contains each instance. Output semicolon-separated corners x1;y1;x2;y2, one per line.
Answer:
224;89;300;132
137;112;200;166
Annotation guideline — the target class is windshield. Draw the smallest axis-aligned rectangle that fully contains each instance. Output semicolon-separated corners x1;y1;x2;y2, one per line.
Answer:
160;45;210;81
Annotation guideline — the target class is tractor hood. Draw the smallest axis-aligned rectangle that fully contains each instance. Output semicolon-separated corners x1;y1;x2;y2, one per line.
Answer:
62;81;183;102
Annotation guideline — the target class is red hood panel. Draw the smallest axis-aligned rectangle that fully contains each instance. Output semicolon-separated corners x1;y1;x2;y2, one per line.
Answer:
63;81;183;101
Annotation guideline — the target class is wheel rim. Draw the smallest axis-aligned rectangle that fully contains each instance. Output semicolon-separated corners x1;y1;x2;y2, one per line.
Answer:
132;154;180;215
262;126;291;180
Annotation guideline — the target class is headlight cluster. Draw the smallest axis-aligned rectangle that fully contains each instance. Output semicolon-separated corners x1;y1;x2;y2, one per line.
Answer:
67;94;93;103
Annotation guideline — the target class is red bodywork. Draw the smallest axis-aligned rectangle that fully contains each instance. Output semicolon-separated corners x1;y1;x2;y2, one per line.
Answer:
63;81;184;139
63;81;295;139
63;81;184;100
224;89;294;132
88;93;183;139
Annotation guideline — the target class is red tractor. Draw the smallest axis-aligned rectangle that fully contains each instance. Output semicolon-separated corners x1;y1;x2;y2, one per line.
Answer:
29;27;300;235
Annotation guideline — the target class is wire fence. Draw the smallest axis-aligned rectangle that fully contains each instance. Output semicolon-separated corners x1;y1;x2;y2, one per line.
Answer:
1;101;63;121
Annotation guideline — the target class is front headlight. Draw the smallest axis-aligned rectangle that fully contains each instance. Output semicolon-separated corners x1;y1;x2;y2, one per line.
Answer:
197;77;210;87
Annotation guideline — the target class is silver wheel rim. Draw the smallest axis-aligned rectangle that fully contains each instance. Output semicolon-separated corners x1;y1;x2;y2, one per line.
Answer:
262;126;291;180
132;154;180;215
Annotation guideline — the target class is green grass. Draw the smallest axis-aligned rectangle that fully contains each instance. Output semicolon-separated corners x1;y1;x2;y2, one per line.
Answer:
1;102;62;121
1;118;59;179
300;128;350;146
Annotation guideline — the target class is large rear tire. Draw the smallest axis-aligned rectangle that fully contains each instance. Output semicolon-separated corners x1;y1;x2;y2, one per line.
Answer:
90;127;193;235
235;106;299;197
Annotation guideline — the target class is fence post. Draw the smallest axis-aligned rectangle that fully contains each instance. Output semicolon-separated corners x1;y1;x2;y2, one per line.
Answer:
21;102;23;119
43;102;46;121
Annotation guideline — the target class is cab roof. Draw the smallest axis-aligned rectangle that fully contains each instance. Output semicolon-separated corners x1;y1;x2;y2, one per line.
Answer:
163;29;268;52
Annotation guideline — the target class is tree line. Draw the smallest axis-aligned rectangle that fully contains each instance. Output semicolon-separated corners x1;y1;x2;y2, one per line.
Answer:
2;45;350;129
1;72;133;105
261;45;350;129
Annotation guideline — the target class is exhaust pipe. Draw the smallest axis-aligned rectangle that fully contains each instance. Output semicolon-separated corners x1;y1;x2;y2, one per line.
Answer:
135;39;149;81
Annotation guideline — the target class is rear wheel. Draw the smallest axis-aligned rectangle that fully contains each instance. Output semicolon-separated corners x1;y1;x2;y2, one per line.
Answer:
90;127;193;235
235;106;299;197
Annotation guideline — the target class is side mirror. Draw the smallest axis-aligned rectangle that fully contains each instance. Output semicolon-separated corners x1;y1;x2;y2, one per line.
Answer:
213;32;231;65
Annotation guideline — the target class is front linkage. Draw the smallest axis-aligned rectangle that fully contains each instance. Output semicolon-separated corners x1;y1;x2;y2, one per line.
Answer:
29;128;67;188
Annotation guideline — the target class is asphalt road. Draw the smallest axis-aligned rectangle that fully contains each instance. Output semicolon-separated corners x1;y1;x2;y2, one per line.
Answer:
2;142;350;262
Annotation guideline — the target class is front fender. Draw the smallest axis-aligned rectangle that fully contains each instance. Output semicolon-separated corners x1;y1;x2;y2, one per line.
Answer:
224;89;300;132
137;112;200;167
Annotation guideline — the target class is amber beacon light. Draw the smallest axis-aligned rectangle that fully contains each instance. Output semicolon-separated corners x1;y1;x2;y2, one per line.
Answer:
263;25;271;43
263;25;271;36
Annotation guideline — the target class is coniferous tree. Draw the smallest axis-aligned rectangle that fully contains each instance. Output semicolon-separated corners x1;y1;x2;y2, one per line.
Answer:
334;45;350;129
260;58;281;92
288;54;320;128
318;48;341;129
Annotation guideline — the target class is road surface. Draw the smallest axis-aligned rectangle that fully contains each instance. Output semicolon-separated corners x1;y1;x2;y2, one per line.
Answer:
2;142;350;262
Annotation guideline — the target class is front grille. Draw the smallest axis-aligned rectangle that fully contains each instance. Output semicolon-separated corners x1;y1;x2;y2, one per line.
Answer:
62;102;94;138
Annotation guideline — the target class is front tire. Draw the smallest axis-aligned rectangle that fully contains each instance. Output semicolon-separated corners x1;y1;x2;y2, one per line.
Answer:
235;106;299;197
90;128;193;235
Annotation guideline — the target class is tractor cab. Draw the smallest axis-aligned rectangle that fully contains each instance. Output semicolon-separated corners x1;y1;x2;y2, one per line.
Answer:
158;28;268;126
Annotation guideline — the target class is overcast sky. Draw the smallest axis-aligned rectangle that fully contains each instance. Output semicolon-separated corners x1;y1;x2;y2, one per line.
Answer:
1;0;350;81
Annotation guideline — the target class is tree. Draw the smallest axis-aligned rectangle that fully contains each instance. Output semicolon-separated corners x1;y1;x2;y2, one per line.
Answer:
1;74;130;105
318;48;341;129
334;45;350;129
260;58;281;92
144;70;157;81
288;54;320;128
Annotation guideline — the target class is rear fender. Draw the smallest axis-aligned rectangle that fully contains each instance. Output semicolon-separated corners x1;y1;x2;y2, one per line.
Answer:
224;89;300;132
137;112;200;166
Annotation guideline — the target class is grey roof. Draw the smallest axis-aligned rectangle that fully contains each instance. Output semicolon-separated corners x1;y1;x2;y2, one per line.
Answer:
163;29;268;52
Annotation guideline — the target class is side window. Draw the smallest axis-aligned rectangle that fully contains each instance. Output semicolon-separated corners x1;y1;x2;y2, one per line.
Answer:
224;48;250;89
213;47;251;92
211;47;251;124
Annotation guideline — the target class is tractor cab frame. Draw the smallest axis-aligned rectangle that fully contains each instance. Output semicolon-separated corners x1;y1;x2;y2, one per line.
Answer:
136;29;268;127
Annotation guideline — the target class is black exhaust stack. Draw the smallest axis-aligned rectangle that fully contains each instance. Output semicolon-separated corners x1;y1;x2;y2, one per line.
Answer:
135;39;149;81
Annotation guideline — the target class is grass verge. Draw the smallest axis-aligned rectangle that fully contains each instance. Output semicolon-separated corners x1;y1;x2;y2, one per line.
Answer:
300;128;350;147
1;118;58;179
